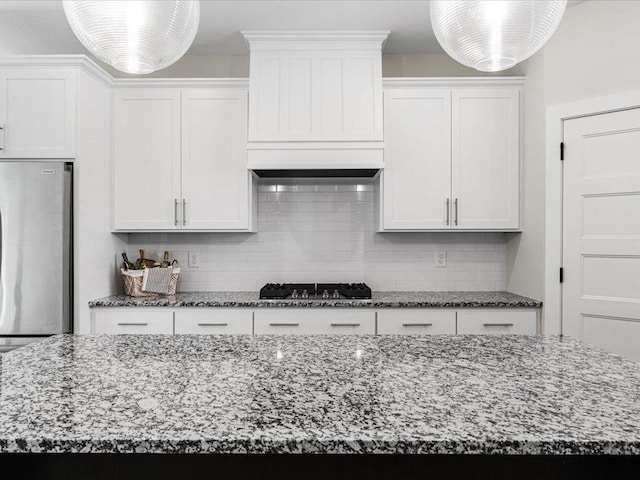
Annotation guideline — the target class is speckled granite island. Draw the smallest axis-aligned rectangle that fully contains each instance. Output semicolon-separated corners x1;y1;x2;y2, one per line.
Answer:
1;334;638;478
89;291;542;308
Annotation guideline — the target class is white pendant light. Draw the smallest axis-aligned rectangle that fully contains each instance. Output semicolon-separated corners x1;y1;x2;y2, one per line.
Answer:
62;1;200;75
430;0;567;72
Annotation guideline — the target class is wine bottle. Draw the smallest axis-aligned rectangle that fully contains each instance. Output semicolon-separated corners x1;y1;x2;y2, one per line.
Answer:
160;251;170;268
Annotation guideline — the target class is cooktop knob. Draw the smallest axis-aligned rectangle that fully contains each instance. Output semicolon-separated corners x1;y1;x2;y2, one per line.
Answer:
291;289;299;299
332;289;340;299
301;289;309;299
322;289;330;299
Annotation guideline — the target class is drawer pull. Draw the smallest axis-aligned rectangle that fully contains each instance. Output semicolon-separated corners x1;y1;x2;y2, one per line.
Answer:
117;322;148;326
198;323;228;327
402;323;433;327
482;323;514;327
330;323;361;327
269;323;299;327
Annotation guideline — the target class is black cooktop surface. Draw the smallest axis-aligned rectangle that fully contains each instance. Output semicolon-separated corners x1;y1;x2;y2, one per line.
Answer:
259;283;372;300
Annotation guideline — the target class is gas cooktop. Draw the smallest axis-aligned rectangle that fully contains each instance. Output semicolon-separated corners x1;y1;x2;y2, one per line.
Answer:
259;283;372;300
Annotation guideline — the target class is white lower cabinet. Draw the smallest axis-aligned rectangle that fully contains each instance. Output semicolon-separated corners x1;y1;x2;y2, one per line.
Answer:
456;309;538;335
90;307;538;335
254;309;376;335
91;309;174;334
174;309;253;334
377;309;456;334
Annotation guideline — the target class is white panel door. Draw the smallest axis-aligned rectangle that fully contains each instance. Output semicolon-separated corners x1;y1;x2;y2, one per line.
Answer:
0;68;76;158
563;109;640;361
382;88;451;230
452;88;520;229
181;89;250;230
113;89;181;230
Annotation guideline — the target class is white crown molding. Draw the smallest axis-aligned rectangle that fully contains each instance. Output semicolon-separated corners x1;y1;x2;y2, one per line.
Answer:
242;30;390;50
0;54;114;86
383;77;526;88
111;78;249;89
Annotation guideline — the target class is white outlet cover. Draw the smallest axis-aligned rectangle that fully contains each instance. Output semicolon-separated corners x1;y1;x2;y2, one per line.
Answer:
188;251;200;268
435;251;447;267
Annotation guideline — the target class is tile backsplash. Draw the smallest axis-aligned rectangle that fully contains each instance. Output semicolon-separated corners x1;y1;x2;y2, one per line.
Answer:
125;179;507;292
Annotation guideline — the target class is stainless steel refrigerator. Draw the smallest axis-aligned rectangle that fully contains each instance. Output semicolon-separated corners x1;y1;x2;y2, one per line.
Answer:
0;161;72;352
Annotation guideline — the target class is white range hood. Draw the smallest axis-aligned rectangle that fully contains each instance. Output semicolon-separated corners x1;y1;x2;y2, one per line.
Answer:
242;31;389;173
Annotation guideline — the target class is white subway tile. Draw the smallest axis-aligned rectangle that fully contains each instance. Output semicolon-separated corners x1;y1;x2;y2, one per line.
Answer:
129;180;507;292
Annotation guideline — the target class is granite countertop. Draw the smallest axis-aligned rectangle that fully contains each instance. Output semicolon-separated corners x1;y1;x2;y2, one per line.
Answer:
88;291;542;308
0;334;638;454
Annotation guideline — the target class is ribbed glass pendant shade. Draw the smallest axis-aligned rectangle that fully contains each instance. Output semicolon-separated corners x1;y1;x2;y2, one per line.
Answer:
430;0;567;72
62;1;200;74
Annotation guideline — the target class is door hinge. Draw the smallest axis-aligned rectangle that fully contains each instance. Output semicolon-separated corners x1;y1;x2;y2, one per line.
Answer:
559;267;564;283
560;142;565;161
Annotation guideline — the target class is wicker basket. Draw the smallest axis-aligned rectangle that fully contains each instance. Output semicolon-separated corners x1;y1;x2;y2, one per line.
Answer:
121;268;180;297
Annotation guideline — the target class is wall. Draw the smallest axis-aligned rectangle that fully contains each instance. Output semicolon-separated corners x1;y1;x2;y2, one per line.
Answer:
544;0;640;106
104;55;250;78
127;179;507;292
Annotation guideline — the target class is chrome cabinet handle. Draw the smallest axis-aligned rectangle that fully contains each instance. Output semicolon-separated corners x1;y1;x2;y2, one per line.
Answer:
445;198;450;226
482;323;514;327
402;323;433;327
269;323;299;327
117;322;148;326
174;199;179;226
330;323;361;327
198;323;228;327
182;199;187;226
454;198;458;226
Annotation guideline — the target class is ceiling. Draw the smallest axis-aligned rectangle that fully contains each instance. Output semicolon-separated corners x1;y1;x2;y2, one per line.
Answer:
0;0;585;57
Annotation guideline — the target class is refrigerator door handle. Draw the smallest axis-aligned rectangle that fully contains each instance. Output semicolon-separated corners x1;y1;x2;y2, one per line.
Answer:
0;125;4;151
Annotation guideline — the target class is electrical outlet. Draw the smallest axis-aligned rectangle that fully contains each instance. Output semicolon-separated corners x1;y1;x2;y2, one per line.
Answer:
435;251;447;267
188;251;200;268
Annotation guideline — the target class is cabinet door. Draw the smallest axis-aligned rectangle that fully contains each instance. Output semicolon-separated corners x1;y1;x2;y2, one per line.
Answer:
0;68;76;158
91;309;174;334
174;309;253;334
254;309;376;335
451;88;520;229
377;309;456;334
181;89;250;230
456;309;537;335
113;89;181;230
382;89;451;230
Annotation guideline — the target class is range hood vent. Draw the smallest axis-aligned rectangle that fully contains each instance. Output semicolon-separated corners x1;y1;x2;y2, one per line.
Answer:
243;31;388;172
253;168;380;178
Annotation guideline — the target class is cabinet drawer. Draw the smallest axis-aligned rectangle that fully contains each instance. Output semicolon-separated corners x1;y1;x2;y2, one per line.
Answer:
174;309;253;334
254;309;375;335
91;309;174;334
456;310;537;335
377;309;456;334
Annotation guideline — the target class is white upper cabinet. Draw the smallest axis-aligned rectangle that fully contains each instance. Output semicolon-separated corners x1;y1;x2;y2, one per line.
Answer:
113;89;182;230
243;31;388;169
181;89;250;230
112;82;255;232
452;88;520;230
0;68;76;158
379;79;522;232
382;88;451;230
